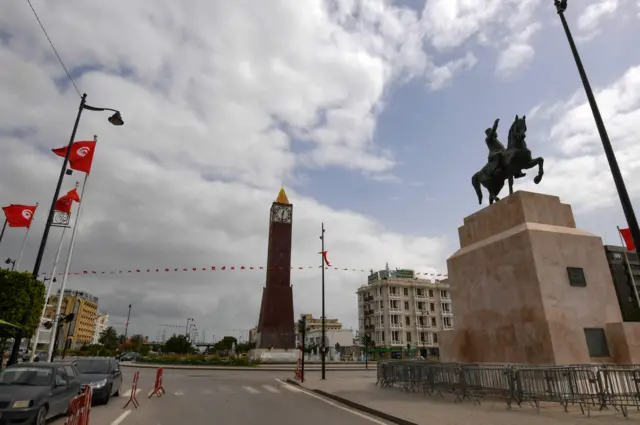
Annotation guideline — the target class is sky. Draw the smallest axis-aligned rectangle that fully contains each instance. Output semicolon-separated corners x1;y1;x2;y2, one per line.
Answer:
1;0;640;344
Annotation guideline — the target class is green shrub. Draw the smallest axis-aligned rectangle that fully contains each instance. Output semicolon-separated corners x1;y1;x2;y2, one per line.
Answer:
137;354;256;366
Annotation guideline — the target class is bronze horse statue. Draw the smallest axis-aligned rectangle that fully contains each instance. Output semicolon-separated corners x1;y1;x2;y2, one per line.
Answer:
471;115;544;205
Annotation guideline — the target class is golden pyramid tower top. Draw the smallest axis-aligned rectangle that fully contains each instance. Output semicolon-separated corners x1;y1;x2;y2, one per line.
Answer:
275;186;290;204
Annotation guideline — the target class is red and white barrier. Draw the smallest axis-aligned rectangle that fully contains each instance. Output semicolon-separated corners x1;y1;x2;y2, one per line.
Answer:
148;367;165;398
64;385;92;425
123;371;140;409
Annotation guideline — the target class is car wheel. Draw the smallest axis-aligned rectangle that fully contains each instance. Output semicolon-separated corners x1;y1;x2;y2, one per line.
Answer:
113;388;120;397
34;406;47;425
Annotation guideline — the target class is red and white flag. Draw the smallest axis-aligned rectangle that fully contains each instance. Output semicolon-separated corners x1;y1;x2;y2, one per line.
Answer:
2;204;38;228
52;141;97;174
55;188;81;214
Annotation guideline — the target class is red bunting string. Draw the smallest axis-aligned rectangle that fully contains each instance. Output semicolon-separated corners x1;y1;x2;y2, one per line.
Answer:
37;265;447;279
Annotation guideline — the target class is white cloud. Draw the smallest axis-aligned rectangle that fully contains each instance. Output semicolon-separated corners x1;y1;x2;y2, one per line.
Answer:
0;0;462;339
496;22;541;77
577;0;619;33
522;65;640;213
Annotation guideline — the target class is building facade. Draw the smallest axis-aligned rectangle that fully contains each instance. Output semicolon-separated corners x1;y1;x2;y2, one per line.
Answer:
92;313;110;345
604;245;640;322
45;289;99;350
357;267;452;357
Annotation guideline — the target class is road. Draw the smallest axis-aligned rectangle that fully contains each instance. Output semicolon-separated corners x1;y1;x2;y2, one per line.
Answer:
50;367;391;425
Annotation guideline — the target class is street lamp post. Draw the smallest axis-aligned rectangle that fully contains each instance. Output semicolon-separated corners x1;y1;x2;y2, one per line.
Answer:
554;0;640;257
8;93;123;366
5;258;16;271
320;223;326;380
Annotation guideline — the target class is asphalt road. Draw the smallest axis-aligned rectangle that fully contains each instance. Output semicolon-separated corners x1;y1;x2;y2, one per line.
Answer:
50;367;390;425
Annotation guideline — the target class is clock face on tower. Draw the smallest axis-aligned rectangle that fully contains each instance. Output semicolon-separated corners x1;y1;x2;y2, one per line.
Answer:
272;205;292;223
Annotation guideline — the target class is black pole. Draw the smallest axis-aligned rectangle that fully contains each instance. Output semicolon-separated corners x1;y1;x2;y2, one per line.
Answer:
365;335;368;369
320;223;326;380
61;321;73;359
0;219;7;249
8;94;87;366
555;0;640;258
50;320;63;362
123;304;132;341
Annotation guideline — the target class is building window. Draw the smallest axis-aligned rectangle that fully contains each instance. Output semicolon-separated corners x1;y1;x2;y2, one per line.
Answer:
428;289;434;298
442;303;451;313
403;288;409;296
583;328;610;357
440;290;449;298
430;303;435;312
613;253;623;260
431;317;436;327
443;317;453;329
567;267;587;287
404;301;409;310
392;331;400;342
406;332;411;343
405;316;410;326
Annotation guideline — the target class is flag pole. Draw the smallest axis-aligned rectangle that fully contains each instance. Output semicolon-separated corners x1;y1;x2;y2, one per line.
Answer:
617;226;640;309
0;219;7;249
15;203;37;271
30;226;68;362
47;156;93;361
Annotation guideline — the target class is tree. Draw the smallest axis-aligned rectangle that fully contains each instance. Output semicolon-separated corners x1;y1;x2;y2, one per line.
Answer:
129;334;144;352
0;270;45;339
98;327;119;349
213;336;237;351
163;334;192;354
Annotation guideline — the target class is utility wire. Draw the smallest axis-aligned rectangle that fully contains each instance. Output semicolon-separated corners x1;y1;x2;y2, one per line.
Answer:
25;0;81;97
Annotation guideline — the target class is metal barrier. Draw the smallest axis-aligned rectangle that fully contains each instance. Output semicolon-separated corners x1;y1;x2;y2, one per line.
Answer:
376;360;640;418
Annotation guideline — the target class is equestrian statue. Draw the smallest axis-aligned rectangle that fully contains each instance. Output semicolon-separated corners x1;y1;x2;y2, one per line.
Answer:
471;115;544;205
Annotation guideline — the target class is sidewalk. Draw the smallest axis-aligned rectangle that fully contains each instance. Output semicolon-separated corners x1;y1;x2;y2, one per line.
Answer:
291;375;636;425
121;362;375;372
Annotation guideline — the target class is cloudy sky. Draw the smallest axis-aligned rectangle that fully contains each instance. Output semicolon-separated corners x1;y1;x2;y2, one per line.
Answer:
1;0;639;343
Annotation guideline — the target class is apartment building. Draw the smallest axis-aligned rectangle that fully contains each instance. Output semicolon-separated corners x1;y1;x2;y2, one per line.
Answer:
357;267;452;358
45;289;99;350
92;313;110;345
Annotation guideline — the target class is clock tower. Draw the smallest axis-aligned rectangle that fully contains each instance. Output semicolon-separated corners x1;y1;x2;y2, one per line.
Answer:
256;187;295;349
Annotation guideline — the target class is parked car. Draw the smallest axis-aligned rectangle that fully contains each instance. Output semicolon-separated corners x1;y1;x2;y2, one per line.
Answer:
117;352;139;362
0;362;82;425
21;350;48;363
65;357;122;405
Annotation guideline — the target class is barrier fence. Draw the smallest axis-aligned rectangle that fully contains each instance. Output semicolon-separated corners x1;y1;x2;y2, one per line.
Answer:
124;371;140;409
376;361;640;418
64;385;92;425
148;367;166;398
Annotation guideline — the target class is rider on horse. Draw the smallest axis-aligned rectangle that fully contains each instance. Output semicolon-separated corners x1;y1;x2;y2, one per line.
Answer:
485;118;524;179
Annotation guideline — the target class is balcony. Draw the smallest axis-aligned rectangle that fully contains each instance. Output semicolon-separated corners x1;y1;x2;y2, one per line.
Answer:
389;292;402;299
390;323;403;329
441;310;453;316
389;307;402;312
364;309;375;316
414;293;426;299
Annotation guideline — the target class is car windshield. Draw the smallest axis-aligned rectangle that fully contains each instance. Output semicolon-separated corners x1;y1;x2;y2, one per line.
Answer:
0;367;52;386
74;359;110;374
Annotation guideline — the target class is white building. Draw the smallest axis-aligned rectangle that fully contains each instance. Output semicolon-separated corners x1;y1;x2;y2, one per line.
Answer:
92;313;109;345
357;266;453;357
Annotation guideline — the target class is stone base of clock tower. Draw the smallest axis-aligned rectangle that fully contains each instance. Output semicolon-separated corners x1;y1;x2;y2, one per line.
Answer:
256;285;295;349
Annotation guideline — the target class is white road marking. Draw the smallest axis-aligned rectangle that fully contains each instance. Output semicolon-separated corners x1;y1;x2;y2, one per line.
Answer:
243;386;260;394
275;379;388;425
202;389;213;395
263;385;280;393
121;389;141;398
173;391;185;396
280;382;302;392
110;410;132;425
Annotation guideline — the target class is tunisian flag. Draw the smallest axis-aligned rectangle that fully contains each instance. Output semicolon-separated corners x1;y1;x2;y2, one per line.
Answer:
55;188;81;214
619;227;636;251
52;141;97;174
2;204;38;228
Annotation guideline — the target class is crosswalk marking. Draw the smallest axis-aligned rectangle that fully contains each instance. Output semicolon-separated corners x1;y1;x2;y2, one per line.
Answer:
262;385;280;393
121;388;141;398
281;384;303;392
243;386;260;394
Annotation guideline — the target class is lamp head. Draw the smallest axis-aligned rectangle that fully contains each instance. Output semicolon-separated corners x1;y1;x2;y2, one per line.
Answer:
108;111;124;126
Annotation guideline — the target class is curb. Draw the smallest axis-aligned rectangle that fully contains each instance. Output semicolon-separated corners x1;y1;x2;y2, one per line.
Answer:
284;379;417;425
120;363;372;372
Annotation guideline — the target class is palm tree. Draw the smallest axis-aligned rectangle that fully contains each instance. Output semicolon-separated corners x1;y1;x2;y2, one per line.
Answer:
98;327;119;349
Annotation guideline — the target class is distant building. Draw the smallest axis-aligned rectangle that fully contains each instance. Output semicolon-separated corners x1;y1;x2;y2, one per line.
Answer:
293;314;344;343
45;289;99;350
92;313;109;345
357;266;452;357
604;245;640;322
249;327;258;344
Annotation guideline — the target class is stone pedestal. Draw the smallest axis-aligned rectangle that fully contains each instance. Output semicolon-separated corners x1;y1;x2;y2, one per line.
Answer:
439;191;623;364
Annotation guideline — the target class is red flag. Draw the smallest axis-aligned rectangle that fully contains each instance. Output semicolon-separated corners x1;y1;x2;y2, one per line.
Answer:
2;204;37;228
55;188;81;214
52;141;97;174
619;227;636;251
320;251;331;267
